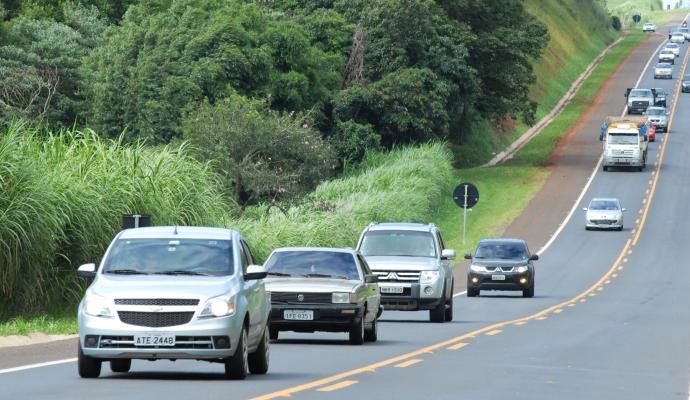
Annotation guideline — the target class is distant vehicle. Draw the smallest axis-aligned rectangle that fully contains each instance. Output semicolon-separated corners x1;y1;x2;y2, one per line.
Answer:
583;198;626;231
602;116;649;172
679;26;690;40
76;227;271;379
465;239;537;298
654;62;673;79
683;20;688;27
264;247;381;344
665;42;681;57
643;22;656;32
652;87;668;107
671;32;685;43
658;48;676;64
625;88;656;114
357;222;456;323
682;75;690;93
643;106;669;133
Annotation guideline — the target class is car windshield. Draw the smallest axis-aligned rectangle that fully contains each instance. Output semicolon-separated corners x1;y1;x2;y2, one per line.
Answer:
589;200;620;211
685;75;690;80
359;230;437;258
666;44;679;48
608;133;639;145
630;90;650;97
102;238;233;276
656;63;670;68
646;108;665;115
474;242;528;260
660;50;673;55
264;251;360;280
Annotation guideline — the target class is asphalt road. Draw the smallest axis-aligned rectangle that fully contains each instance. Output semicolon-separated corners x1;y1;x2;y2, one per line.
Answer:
3;24;690;400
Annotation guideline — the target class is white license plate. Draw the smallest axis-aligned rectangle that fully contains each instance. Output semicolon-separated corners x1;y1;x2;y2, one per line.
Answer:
380;286;404;294
134;334;175;347
284;310;314;321
491;275;506;281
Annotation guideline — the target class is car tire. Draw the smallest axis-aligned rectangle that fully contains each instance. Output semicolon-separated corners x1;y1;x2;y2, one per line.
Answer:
522;285;534;298
467;287;480;297
78;344;101;378
110;359;131;373
225;326;249;380
444;284;454;322
349;317;365;345
429;296;446;323
269;326;279;342
603;165;608;172
364;317;378;342
617;225;624;231
248;325;270;375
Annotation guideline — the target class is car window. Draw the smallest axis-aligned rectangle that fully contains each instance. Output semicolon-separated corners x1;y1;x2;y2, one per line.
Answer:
646;108;664;115
436;232;446;250
589;200;620;210
102;238;234;276
630;90;650;97
474;242;528;260
264;251;360;280
359;230;437;258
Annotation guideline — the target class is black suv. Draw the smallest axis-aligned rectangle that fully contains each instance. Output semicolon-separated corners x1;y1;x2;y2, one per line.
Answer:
465;238;537;298
653;88;668;107
683;76;690;93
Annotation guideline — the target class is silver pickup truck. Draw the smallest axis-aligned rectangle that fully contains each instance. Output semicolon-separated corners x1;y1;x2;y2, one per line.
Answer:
625;88;656;115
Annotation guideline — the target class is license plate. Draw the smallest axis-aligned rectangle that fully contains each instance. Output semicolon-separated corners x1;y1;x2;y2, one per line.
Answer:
491;275;506;281
380;286;404;294
134;334;175;347
284;310;314;321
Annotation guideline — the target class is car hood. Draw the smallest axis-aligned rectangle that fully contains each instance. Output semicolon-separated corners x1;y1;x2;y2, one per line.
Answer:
90;274;236;300
629;96;652;102
586;210;622;219
362;256;440;271
265;278;360;293
469;259;529;267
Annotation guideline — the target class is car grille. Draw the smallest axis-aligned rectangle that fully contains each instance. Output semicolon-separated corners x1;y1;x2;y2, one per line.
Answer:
270;292;332;304
117;311;194;327
114;299;199;306
591;219;618;224
632;101;649;108
372;270;421;282
98;335;215;349
484;266;515;273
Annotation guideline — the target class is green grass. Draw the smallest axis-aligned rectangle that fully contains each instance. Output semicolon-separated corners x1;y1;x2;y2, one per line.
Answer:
605;0;686;27
435;30;650;255
0;313;77;336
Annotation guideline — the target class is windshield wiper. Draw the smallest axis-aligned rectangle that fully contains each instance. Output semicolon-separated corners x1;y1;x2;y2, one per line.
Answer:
301;273;350;279
106;268;148;275
267;272;292;277
155;270;211;276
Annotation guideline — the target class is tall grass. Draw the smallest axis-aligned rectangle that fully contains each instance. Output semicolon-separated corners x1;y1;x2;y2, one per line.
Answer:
0;123;232;313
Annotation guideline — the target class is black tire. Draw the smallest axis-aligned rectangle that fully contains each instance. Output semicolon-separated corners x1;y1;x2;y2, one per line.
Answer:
444;284;454;322
429;298;445;323
603;165;608;172
522;285;535;298
467;287;480;297
78;344;101;378
225;326;249;380
110;359;131;373
617;225;624;231
269;326;279;342
248;326;270;375
349;317;365;345
364;317;378;342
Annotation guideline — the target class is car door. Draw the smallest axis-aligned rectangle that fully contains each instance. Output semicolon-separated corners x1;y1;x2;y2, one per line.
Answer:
436;231;453;297
240;239;263;344
357;254;380;323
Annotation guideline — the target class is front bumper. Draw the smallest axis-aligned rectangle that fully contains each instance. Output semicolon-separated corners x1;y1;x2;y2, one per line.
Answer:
270;303;364;333
586;220;623;229
467;272;532;291
376;279;444;311
78;311;242;360
682;84;690;93
604;157;644;167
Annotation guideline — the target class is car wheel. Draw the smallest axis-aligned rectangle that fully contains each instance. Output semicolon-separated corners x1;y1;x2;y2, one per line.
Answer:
248;325;270;375
110;359;131;373
444;284;454;322
364;317;378;342
225;326;249;380
349;317;365;345
78;344;101;378
522;285;534;298
603;165;608;172
429;291;446;323
617;225;624;231
269;326;279;342
467;287;480;297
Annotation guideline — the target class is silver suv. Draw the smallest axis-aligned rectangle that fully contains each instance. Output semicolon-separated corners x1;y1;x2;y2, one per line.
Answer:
356;223;456;322
76;226;271;380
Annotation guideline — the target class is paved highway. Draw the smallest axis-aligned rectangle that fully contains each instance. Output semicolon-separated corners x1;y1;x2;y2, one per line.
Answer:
2;22;690;400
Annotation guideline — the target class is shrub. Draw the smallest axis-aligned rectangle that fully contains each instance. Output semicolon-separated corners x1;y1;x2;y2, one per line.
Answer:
611;16;622;31
330;119;380;163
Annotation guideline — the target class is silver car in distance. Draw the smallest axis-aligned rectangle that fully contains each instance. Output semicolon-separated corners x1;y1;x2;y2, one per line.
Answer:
584;198;626;231
264;248;381;345
76;226;271;380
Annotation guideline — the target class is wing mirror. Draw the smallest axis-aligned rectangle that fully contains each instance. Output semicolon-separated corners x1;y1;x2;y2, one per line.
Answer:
441;249;456;260
529;254;539;261
622;208;627;212
464;253;472;260
365;275;378;283
77;263;96;279
245;264;267;280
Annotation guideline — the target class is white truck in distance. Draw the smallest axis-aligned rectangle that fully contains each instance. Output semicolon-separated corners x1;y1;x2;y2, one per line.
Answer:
602;116;649;172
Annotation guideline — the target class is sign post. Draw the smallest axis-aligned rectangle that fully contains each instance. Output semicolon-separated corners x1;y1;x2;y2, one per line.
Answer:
452;183;479;249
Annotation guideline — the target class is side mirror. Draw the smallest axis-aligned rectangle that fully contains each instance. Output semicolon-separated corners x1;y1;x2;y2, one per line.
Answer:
365;275;378;283
441;249;456;260
245;264;267;280
529;254;539;261
622;208;627;212
464;253;472;260
77;263;97;279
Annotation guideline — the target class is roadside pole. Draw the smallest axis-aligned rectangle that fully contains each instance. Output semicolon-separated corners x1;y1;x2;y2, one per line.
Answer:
453;183;479;251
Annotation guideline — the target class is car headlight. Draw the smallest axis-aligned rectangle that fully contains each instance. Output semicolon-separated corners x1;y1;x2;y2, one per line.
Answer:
199;296;236;318
469;265;486;273
419;270;440;284
83;294;113;318
516;266;529;273
332;292;354;304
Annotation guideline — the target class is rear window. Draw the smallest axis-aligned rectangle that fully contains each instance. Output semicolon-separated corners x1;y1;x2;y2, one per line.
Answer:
103;238;234;276
474;242;528;260
359;230;437;258
264;251;360;280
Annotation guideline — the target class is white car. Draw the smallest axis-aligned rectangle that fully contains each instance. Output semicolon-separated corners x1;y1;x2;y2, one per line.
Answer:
671;32;685;44
584;198;625;231
654;62;673;79
643;23;656;32
664;42;680;57
659;49;675;64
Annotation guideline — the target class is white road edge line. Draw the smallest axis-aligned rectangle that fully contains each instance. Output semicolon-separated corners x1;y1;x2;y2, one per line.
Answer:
536;25;679;256
0;358;77;375
453;290;468;298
